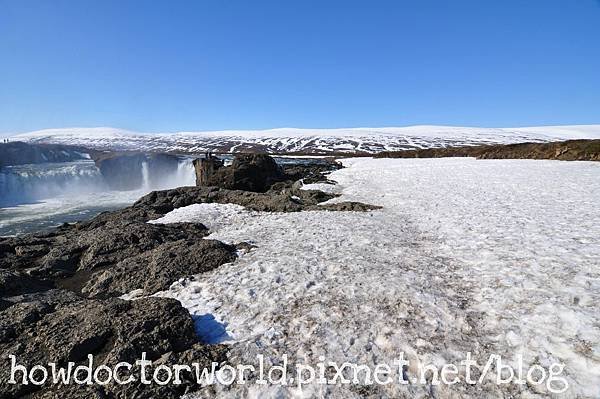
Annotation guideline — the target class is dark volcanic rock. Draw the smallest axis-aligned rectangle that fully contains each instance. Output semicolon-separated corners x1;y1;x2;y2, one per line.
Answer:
0;294;225;398
133;183;380;215
0;298;11;311
82;238;236;297
281;160;343;184
194;154;286;192
317;201;382;212
193;156;225;187
135;185;309;213
193;154;342;193
70;220;211;274
229;153;285;191
0;214;236;298
0;269;53;296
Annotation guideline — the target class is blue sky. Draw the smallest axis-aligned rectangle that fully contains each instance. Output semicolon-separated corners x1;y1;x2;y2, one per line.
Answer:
1;0;599;133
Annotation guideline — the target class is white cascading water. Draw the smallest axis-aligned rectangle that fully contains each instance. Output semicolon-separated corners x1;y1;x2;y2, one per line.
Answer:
0;161;108;207
173;158;196;187
0;157;199;236
140;161;151;191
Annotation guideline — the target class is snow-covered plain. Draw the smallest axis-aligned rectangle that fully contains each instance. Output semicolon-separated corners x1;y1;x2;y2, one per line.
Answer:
11;125;600;154
152;158;600;398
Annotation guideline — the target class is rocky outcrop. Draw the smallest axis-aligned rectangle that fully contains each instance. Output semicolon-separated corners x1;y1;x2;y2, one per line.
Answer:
0;142;92;168
375;139;600;161
81;238;236;298
281;160;343;184
228;154;286;191
0;292;226;398
193;153;344;193
133;182;380;215
0;217;235;297
193;154;286;192
193;156;224;187
0;210;235;397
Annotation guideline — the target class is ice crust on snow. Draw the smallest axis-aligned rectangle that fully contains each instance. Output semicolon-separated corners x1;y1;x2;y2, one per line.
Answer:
153;158;600;398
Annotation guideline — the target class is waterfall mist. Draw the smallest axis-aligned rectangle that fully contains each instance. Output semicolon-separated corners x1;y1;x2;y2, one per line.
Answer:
0;157;197;235
0;161;107;207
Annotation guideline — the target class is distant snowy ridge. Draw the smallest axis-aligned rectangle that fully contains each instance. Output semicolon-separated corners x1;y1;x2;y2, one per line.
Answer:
10;125;600;154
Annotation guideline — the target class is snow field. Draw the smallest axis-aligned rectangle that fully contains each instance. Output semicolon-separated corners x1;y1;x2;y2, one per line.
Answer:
152;158;600;398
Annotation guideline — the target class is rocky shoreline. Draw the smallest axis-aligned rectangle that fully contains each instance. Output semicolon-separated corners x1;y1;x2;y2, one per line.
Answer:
0;155;378;398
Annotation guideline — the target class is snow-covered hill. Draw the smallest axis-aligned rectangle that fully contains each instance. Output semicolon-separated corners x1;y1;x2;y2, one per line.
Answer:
10;125;600;154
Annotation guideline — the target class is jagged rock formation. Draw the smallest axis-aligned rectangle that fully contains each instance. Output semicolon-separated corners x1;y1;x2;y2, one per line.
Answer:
192;156;224;187
281;160;343;183
193;153;344;194
0;217;235;297
375;139;600;161
0;214;235;397
193;153;286;192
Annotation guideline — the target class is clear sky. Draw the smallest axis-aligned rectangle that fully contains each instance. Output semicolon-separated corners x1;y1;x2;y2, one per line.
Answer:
1;0;599;134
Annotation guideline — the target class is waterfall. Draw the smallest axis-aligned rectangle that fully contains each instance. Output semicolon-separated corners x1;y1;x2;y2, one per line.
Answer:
0;161;108;207
0;156;197;209
172;158;196;187
141;161;151;191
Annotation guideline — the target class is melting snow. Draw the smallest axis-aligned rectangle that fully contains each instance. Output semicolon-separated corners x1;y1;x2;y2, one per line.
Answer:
152;158;600;398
